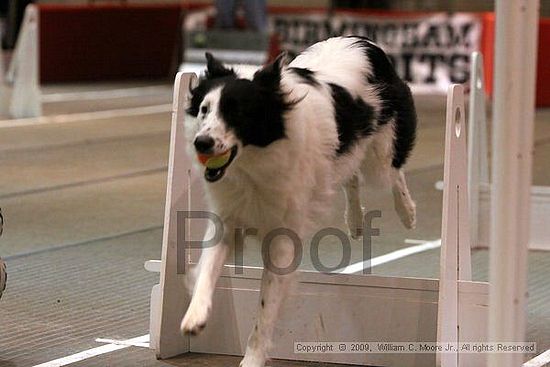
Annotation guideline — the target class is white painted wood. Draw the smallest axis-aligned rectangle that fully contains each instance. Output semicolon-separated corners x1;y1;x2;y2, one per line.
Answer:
151;73;489;367
437;85;461;367
437;84;472;367
0;28;10;116
149;284;160;351
145;260;161;273
9;5;42;118
0;31;4;82
188;267;488;367
447;84;472;283
467;52;489;250
5;4;31;84
489;1;539;366
195;271;440;367
153;72;197;359
457;281;489;367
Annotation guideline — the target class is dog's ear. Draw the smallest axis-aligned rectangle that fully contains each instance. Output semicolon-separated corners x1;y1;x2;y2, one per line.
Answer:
253;52;288;90
205;52;234;79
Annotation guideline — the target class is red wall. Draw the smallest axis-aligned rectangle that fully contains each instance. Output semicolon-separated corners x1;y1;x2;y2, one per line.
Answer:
37;4;550;106
481;12;550;107
536;18;550;106
39;4;182;82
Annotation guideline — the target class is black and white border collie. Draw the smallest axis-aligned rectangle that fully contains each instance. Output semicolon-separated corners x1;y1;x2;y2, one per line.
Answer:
181;36;417;367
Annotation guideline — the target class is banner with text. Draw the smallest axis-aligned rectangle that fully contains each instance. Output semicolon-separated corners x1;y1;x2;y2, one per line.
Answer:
269;11;481;94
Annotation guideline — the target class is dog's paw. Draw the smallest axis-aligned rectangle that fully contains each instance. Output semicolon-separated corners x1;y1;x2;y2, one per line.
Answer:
392;185;417;230
347;225;363;239
239;349;266;367
345;209;364;239
405;213;416;230
395;200;416;230
180;301;210;336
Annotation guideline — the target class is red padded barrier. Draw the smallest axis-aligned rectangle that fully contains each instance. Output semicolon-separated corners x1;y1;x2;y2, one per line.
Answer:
480;12;550;107
36;3;550;105
480;13;495;98
536;18;550;107
38;4;182;82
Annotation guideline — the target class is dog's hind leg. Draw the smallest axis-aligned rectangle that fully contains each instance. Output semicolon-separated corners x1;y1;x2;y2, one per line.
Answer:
391;168;416;229
240;236;297;367
344;174;364;238
180;223;230;335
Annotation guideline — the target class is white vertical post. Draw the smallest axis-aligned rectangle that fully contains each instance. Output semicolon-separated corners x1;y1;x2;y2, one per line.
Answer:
467;52;489;249
0;36;4;82
153;72;197;359
489;1;539;367
0;31;9;115
9;5;42;118
437;84;471;367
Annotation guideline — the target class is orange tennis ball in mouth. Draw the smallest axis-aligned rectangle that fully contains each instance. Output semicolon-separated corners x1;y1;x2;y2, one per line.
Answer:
197;150;232;169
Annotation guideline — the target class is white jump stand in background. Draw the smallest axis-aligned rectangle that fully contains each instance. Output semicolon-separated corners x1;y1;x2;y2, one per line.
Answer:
0;4;42;119
146;73;489;367
0;30;9;114
467;51;550;252
466;51;489;251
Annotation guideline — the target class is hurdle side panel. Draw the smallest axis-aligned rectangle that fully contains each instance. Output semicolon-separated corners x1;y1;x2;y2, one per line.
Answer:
154;72;197;359
437;84;473;367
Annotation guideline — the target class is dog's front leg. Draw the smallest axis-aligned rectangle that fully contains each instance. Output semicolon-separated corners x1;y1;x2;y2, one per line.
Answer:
344;174;364;239
181;223;230;335
391;168;416;230
240;236;297;367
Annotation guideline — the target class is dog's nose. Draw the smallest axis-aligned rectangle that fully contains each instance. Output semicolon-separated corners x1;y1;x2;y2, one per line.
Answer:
194;135;215;153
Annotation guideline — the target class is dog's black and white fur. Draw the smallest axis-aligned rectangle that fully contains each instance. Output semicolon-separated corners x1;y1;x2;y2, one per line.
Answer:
182;36;417;367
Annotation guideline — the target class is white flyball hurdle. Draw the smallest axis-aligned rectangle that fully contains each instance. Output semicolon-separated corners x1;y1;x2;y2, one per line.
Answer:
468;51;550;252
467;51;489;251
0;30;9;114
146;73;490;367
0;4;42;119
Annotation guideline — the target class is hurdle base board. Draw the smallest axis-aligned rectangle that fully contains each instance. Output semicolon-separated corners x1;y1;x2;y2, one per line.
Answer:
150;266;488;367
457;280;489;367
474;184;550;251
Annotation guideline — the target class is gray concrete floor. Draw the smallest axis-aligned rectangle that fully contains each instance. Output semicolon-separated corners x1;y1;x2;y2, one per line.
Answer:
0;83;549;366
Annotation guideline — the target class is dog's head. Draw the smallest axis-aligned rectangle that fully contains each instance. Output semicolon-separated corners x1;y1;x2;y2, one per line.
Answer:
186;52;293;183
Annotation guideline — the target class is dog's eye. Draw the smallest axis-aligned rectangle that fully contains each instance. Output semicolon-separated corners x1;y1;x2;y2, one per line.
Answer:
201;105;208;115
